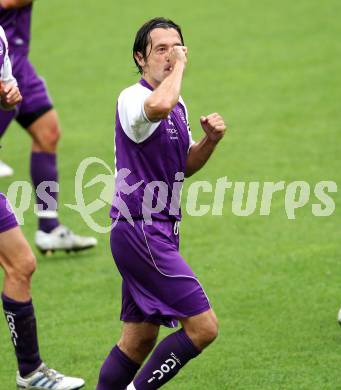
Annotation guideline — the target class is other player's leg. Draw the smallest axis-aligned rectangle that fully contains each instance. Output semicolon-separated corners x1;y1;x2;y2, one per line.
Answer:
15;59;97;253
27;110;97;254
0;196;85;389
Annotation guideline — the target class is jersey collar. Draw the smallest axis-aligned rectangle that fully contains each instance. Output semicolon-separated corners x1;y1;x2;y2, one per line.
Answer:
139;78;154;91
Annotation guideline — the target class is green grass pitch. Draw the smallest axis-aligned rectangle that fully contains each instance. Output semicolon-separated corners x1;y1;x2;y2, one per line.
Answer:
1;0;341;388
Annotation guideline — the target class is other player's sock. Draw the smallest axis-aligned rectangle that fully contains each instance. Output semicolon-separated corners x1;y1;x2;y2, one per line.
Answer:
1;293;42;377
96;345;140;390
30;151;59;233
131;329;200;389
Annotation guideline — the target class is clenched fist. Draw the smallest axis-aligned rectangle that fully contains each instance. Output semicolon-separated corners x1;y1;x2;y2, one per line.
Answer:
169;46;188;67
0;81;22;110
200;113;226;143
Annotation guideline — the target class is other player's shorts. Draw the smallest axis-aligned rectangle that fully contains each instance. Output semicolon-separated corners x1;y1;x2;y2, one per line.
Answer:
110;219;211;328
0;193;18;233
0;54;53;137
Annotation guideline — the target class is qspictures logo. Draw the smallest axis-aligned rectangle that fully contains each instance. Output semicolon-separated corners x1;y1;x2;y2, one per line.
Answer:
3;157;338;234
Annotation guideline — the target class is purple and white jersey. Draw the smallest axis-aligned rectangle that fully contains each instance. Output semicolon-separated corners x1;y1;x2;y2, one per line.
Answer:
0;3;32;57
0;25;17;109
110;78;195;222
0;25;5;69
0;26;15;81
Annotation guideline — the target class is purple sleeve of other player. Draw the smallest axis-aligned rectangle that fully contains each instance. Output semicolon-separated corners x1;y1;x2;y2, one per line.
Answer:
0;3;32;57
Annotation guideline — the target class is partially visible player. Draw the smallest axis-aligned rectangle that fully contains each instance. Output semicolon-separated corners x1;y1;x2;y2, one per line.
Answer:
1;25;85;389
97;18;226;389
0;0;97;254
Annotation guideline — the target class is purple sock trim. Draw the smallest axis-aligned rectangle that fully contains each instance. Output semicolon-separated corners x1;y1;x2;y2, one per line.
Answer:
176;329;202;355
113;345;141;371
39;218;59;233
1;292;33;315
1;292;32;306
30;152;59;232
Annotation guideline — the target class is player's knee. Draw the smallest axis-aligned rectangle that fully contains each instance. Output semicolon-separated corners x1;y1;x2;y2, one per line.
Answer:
44;123;61;150
9;252;36;282
23;253;37;277
199;317;219;346
209;313;219;342
34;123;61;152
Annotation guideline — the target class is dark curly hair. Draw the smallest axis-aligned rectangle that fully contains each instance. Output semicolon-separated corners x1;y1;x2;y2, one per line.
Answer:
133;17;184;74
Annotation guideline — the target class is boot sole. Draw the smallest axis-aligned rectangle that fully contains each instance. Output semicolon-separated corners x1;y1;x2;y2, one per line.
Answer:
37;245;95;256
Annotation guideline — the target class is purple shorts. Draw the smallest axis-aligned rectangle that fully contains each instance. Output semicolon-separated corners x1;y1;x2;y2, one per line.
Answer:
0;193;18;233
110;219;211;328
0;54;53;137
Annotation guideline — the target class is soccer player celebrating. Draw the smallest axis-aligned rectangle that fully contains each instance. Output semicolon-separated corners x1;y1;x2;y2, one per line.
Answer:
97;18;226;389
0;0;97;254
1;24;85;389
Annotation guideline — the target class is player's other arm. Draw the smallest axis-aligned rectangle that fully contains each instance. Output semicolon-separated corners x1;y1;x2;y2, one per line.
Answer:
0;0;32;9
144;46;187;121
0;29;22;110
0;81;22;110
185;113;226;177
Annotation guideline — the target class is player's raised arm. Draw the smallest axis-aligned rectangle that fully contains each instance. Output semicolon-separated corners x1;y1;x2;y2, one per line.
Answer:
143;45;187;121
132;22;187;122
0;0;32;9
185;113;226;177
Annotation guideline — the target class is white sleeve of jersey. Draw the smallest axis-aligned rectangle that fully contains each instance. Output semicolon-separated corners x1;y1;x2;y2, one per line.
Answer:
179;96;195;151
118;83;161;144
0;26;17;86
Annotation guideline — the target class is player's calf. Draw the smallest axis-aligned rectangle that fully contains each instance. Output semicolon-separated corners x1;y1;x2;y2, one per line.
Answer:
118;326;159;364
117;335;157;364
118;337;158;365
